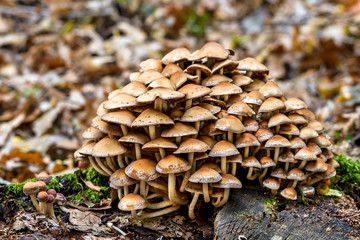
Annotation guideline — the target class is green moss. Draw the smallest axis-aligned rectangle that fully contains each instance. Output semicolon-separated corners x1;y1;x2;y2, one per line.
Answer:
264;193;279;209
84;187;110;203
47;178;60;192
7;178;36;197
331;154;360;189
83;167;109;187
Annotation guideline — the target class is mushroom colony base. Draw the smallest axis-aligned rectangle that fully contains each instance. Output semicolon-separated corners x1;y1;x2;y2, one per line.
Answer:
75;42;337;220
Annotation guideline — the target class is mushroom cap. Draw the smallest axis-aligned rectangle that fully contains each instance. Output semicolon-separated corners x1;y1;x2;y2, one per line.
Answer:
280;187;297;200
118;193;148;211
55;193;66;202
199;162;221;173
211;59;239;74
156;155;191;174
211;188;225;198
189;167;222;183
317;164;336;179
237;57;269;73
311;134;332;148
235;133;260;148
23;182;39;194
91;120;122;136
185;63;212;76
263;177;280;190
209;140;239;157
161;63;183;78
198;136;217;148
78;141;96;155
101;110;136;126
148;77;175;90
178;84;211;100
259;81;283;98
290;137;306;149
299;127;319;140
268;113;291;128
288;114;308;125
189;42;230;61
232;74;253;86
201;96;226;108
295;109;316;121
279;124;300;136
125;159;160;181
242;78;265;92
96;102;109;117
137;70;164;85
198;103;222;115
294;147;317;161
119;132;150;145
110;81;147;97
173;138;210;153
264;135;291;148
258;97;285;113
307;120;324;132
210;82;242;96
36;181;47;192
103;93;138;110
161;123;197;138
82;127;106;140
213;174;242;188
185;182;211;194
170;72;198;89
142;138;178;150
180;106;217;122
287;168;306;181
278;150;296;163
215;115;245;133
243;118;259;132
194;152;209;161
326;158;339;168
227;102;255;116
93;137;127;157
255;128;274;142
285;98;307;111
260;157;276;168
162;47;191;65
36;172;51;184
227;154;243;163
201;74;232;87
132;108;174;127
242;157;261;168
307;142;322;155
47;189;57;197
140;58;163;72
137;87;185;103
305;158;328;172
271;168;287;179
322;148;334;159
242;91;265;106
37;191;48;202
110;168;138;188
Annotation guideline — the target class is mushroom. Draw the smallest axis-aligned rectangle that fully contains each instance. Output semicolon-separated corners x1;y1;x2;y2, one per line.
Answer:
258;97;285;119
55;193;70;213
23;182;41;212
36;172;50;184
142;137;178;160
280;187;297;200
264;135;291;163
78;141;109;177
215;115;245;143
287;168;306;188
140;58;163;72
208;140;239;174
178;84;211;110
235;133;260;158
119;131;150;160
295;147;317;169
156;155;190;205
210;82;242;102
185;182;210;219
259;157;276;184
162;47;191;69
188;167;222;203
242;157;261;180
263;177;280;195
118;193;148;220
180;106;217;135
259;81;283;98
110;168;138;199
161;123;197;145
268;113;291;134
101;110;136;136
237;57;269;77
47;189;57;219
37;191;48;214
212;174;242;207
278;150;296;172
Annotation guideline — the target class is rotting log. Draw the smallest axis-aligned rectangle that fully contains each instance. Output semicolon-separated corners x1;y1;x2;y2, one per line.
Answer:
215;187;358;240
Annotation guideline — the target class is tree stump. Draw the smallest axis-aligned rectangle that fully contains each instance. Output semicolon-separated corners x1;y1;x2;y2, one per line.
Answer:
214;187;359;240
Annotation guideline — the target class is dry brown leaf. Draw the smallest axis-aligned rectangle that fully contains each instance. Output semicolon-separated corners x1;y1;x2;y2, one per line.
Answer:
0;113;25;147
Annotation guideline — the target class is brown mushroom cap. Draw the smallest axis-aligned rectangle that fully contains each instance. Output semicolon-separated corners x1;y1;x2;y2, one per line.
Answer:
180;106;217;122
37;191;48;202
242;91;265;106
110;81;147;97
178;84;211;100
259;81;283;98
307;142;322;155
288;114;308;125
299;127;319;140
170;72;198;89
295;109;316;121
137;87;185;103
255;128;274;142
82;127;106;140
215;115;245;133
285;98;307;111
36;172;51;184
242;157;261;169
36;181;47;192
235;133;260;148
311;134;332;148
101;110;136;126
227;102;255;116
198;136;217;148
210;82;242;96
140;58;163;72
173;138;210;154
142;138;178;150
23;182;39;194
103;93;138;110
237;57;269;73
137;70;164;85
185;182;209;194
201;74;232;87
156;155;191;174
263;177;280;190
294;147;317;161
268;113;292;128
290;137;306;149
232;74;253;86
278;150;295;163
185;63;212;76
271;168;287;179
287;168;306;181
264;135;291;148
93;137;127;157
110;168;138;188
259;97;285;113
280;187;297;200
78;141;96;155
162;47;191;65
119;132;150;145
132;108;174;127
213;174;242;188
125;159;160;181
162;63;183;78
305;158;328;172
118;193;148;211
307;120;324;132
260;157;276;168
209;141;239;157
161;123;197;138
279;124;300;136
189;167;222;183
91;120;122;136
212;59;239;74
243;118;259;132
189;42;230;61
148;77;176;90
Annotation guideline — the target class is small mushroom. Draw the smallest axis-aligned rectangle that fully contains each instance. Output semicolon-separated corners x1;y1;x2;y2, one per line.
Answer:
37;191;48;214
23;182;41;212
55;193;70;213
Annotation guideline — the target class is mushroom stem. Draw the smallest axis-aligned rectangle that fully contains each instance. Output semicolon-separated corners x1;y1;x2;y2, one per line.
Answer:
117;189;123;200
147;181;168;193
89;156;110;176
131;210;142;221
147;200;174;209
267;149;271;157
124;185;129;195
95;157;113;175
231;163;237;175
185;100;192;111
159;148;166;159
221;156;227;174
39;202;47;214
188;193;200;219
134;183;139;194
285;162;290;172
140;181;146;197
219;68;224;75
147;192;167;199
180;153;195;192
117;155;125;168
120;125;128;135
259;168;268;185
134;143;141;160
124;156;130;165
213;188;230;208
227;132;233;143
29;194;41;212
291;180;298;189
271;189;277;195
203;183;210;203
308;177;322;186
276;125;280;134
244;147;249;158
58;205;70;213
48;202;55;219
223;95;229;102
175;136;181;145
154;98;162;112
194;122;200;137
246;167;257;180
196;69;202;82
274;147;280;164
106;157;118;171
168;174;187;205
212;197;222;206
140;205;180;219
252;146;261;155
149;126;156;140
298;161;307;170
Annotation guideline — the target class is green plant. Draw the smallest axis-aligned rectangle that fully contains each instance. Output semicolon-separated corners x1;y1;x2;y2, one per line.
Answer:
331;154;360;188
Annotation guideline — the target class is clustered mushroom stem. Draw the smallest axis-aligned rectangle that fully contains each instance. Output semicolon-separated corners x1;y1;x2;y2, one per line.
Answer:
246;71;252;77
196;69;202;82
179;61;184;69
124;156;130;165
259;168;268;185
231;163;237;175
291;180;298;188
274;147;280;164
203;183;210;203
89;156;110;176
185;100;192;111
227;132;233;143
131;210;142;221
124;185;129;195
147;193;167;199
213;188;230;208
219;68;224;75
134;183;139;194
276;125;280;134
48;202;55;219
106;157;118;172
39;202;47;214
213;197;221;206
159;148;166;159
30;194;41;212
140;205;180;219
266;149;271;157
285;162;290;172
221;156;227;174
309;177;322;185
168;174;187;205
147;181;168;192
298;161;306;170
247;167;257;180
149;126;156;140
120;125;128;135
154;98;162;112
175;136;181;145
252;146;260;155
140;181;147;197
147;200;174;209
244;147;249;158
188;193;199;220
135;143;141;160
154;153;161;161
223;95;229;102
117;189;123;200
194;122;200;137
95;157;113;175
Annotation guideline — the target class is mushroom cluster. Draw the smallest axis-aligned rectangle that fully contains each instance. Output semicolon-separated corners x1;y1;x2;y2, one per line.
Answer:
23;172;69;219
75;42;337;219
